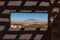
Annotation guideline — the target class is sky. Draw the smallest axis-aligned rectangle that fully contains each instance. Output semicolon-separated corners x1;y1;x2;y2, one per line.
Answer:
11;13;48;22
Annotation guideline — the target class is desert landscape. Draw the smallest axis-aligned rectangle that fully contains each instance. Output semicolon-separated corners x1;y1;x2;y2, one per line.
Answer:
11;13;48;28
11;21;48;28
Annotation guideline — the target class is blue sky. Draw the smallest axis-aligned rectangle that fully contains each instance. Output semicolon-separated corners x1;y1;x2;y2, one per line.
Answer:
11;13;48;22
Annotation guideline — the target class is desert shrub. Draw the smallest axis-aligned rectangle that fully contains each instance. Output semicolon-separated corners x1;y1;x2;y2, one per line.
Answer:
22;24;45;28
29;24;45;28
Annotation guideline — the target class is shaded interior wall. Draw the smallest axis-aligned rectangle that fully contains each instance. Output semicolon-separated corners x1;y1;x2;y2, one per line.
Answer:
50;0;60;40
